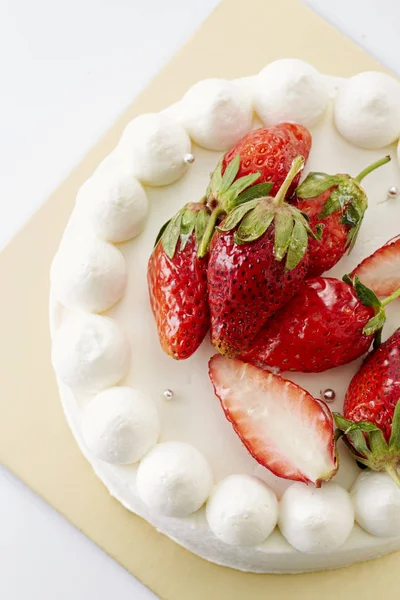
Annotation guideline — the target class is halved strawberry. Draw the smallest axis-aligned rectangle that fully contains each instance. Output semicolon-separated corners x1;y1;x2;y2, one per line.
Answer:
208;355;337;486
351;235;400;297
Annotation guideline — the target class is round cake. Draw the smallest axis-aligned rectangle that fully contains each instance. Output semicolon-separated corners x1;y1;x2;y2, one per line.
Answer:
50;59;400;573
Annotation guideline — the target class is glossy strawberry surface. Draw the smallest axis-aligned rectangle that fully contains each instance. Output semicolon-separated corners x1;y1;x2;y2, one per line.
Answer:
343;328;400;442
222;123;312;196
351;235;400;297
208;225;309;357
148;235;209;359
294;190;348;277
242;277;375;373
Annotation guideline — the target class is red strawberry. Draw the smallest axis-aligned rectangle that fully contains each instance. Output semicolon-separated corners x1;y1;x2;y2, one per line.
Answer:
222;123;312;196
295;156;391;277
148;203;210;359
351;235;400;297
209;354;337;486
241;276;395;373
335;328;400;487
208;156;319;357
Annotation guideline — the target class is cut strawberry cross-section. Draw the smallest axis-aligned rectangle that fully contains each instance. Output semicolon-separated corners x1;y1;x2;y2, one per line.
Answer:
351;234;400;297
208;355;337;486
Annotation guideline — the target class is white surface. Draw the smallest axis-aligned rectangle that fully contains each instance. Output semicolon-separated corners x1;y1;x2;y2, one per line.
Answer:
1;0;400;598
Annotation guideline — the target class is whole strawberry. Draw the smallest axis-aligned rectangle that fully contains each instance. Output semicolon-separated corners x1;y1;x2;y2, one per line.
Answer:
295;155;391;277
209;355;337;486
241;276;396;373
208;156;319;357
148;203;210;359
335;328;400;487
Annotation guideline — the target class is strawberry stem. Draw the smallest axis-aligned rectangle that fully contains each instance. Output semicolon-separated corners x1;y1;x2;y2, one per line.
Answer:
385;463;400;488
355;155;391;183
381;286;400;307
198;206;224;258
273;156;305;206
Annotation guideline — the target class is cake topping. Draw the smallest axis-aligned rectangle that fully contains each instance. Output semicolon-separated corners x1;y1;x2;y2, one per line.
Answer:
52;314;130;393
136;442;213;518
209;355;337;486
350;234;400;297
278;483;354;553
295;155;391;277
240;275;398;373
81;387;160;465
206;474;278;546
180;79;253;151
118;113;191;186
76;170;148;243
335;329;400;487
254;58;329;128
334;72;400;149
51;236;127;313
351;471;400;537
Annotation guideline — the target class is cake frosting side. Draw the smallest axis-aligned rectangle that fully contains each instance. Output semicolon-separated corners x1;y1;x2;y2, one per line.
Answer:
49;60;400;573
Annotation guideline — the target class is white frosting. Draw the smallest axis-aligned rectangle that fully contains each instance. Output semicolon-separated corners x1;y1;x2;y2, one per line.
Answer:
180;79;253;151
51;314;130;393
279;483;354;553
397;139;400;167
117;113;191;186
206;475;278;546
75;170;148;243
334;71;400;148
351;470;400;537
254;58;329;128
50;236;127;313
136;442;213;517
81;386;160;464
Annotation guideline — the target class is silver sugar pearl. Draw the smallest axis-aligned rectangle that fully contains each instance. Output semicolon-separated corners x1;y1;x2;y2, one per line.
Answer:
163;388;174;400
184;153;195;165
321;388;336;403
388;185;399;198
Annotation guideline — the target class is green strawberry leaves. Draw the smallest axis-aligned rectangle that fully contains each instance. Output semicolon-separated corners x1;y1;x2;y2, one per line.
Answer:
159;204;211;259
296;172;345;198
343;274;386;343
207;154;262;212
334;401;400;488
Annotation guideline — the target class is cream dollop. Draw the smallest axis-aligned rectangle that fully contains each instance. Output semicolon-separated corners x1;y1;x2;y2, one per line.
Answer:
50;236;127;313
81;387;160;464
118;113;191;186
52;314;130;393
76;170;148;243
351;470;400;537
254;59;329;128
180;79;253;151
279;483;354;553
136;442;213;518
206;474;278;546
334;71;400;149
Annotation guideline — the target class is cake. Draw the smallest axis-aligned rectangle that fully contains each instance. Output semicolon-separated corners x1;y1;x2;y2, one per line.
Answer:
50;59;400;573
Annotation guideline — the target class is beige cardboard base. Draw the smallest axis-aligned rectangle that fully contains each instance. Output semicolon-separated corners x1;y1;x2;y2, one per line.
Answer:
0;0;398;597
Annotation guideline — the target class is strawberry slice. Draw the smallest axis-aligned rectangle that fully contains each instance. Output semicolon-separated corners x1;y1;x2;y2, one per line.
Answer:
208;355;337;486
351;235;400;297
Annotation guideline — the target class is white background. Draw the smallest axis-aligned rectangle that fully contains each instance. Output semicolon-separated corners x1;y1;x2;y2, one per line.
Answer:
1;1;400;598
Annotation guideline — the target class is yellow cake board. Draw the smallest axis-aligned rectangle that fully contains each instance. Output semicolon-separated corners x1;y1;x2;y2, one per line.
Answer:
0;0;398;597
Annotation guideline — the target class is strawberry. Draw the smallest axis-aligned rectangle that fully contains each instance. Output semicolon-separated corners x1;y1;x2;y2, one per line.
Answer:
295;155;391;277
209;354;337;486
148;203;211;359
221;123;312;196
208;156;319;357
241;276;397;373
351;234;400;297
335;329;400;487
